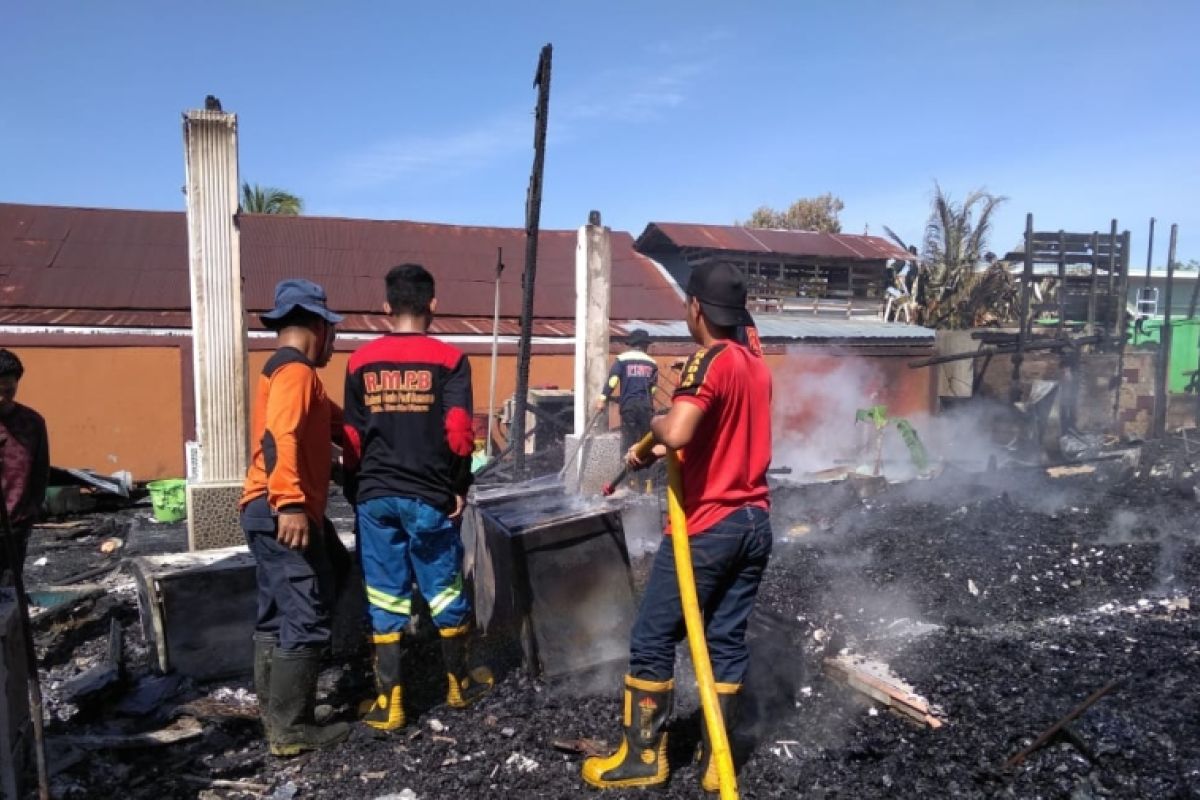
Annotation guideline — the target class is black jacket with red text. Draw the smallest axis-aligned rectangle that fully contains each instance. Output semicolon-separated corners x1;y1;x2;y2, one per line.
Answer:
343;332;474;513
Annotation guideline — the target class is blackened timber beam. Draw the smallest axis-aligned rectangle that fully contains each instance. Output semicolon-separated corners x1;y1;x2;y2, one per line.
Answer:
1057;230;1067;336
1012;214;1036;402
909;335;1106;368
511;43;553;476
1111;224;1130;425
1087;232;1099;335
1153;224;1179;438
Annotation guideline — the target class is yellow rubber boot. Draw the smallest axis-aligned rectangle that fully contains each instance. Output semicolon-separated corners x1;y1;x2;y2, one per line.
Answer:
362;632;406;731
581;675;673;790
698;682;741;793
440;624;494;708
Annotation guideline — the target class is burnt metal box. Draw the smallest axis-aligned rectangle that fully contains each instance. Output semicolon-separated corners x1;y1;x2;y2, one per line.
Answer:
464;480;637;678
131;534;366;681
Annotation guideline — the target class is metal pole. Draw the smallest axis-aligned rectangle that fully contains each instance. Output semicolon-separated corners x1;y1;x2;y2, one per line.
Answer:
1153;224;1178;437
0;436;51;800
510;43;552;476
485;247;504;459
1011;213;1035;403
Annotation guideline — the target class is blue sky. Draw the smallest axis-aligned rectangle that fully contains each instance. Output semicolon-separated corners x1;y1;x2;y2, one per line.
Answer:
3;1;1198;262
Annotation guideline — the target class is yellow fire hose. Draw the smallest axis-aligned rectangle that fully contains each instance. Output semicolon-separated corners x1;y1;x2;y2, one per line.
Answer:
632;434;738;798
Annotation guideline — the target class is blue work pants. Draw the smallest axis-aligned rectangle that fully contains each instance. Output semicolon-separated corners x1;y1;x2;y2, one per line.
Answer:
628;506;773;684
357;496;470;635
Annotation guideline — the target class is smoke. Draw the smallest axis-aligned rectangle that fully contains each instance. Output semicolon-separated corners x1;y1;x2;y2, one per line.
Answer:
1104;509;1145;544
773;355;879;477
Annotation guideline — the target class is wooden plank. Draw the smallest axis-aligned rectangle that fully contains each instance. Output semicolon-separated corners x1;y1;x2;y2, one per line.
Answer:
824;655;944;728
51;717;203;750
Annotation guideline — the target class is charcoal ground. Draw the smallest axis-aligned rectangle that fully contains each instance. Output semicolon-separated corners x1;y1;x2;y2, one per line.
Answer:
22;461;1200;799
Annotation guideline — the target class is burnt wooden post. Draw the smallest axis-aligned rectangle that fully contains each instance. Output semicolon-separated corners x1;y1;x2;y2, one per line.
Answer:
1011;213;1035;403
1153;224;1179;437
1057;230;1067;336
1086;231;1099;335
510;44;552;476
1110;224;1130;425
1144;217;1156;292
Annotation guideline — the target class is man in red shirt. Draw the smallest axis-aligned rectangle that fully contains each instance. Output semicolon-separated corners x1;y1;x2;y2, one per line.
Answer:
582;262;773;793
0;349;49;587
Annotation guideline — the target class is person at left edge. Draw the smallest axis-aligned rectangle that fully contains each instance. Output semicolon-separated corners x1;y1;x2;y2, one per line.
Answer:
239;278;350;757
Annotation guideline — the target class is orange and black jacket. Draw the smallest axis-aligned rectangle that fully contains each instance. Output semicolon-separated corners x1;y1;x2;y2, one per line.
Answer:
240;348;343;523
342;332;474;513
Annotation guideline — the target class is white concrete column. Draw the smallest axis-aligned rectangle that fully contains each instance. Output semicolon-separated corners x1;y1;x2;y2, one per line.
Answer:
183;108;249;483
573;211;612;435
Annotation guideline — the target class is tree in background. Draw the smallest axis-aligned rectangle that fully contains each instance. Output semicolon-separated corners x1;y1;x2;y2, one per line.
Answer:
919;183;1005;293
241;182;303;215
884;183;1010;329
746;193;844;233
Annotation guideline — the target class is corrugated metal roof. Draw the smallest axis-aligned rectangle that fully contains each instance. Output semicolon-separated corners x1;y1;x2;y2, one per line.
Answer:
636;222;912;262
619;316;933;342
0;307;579;337
0;203;680;322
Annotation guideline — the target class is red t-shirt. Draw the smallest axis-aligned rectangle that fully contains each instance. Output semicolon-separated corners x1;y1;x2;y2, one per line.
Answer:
671;340;772;535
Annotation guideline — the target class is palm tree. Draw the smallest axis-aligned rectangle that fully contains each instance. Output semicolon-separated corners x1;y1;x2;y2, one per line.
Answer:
884;184;1007;328
921;182;1005;301
240;182;303;215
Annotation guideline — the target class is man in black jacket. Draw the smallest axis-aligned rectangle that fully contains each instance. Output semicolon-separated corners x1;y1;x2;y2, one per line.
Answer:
343;264;492;731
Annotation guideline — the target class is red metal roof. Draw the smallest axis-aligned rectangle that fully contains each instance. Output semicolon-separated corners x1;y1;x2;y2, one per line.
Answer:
636;222;912;262
0;203;680;326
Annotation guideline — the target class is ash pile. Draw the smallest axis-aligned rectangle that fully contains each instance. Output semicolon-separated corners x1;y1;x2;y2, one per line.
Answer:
7;442;1200;799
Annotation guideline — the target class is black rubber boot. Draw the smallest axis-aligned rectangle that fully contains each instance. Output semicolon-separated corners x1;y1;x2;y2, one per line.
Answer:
267;646;350;757
581;674;673;789
439;623;494;708
362;632;406;730
698;682;742;793
252;632;278;740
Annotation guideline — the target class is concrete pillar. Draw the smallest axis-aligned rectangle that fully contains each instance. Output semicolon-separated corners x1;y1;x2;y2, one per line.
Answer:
565;211;620;492
182;105;250;549
573;210;612;434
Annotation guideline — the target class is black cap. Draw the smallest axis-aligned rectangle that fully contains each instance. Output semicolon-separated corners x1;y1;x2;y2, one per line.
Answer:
686;263;754;328
626;328;651;348
260;279;344;327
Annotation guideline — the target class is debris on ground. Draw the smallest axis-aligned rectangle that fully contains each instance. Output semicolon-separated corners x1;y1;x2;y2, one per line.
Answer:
16;459;1200;798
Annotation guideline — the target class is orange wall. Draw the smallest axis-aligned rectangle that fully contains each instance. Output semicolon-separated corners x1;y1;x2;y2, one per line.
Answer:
8;342;933;482
8;346;186;480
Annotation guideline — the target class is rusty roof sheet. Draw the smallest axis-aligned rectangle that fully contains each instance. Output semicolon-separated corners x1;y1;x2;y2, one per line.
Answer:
636;222;912;262
0;203;680;322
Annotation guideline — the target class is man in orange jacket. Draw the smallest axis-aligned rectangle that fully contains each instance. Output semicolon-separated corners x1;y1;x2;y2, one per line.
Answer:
239;279;349;757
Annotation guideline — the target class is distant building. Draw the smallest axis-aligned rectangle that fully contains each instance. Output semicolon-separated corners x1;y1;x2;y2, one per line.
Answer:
635;222;913;317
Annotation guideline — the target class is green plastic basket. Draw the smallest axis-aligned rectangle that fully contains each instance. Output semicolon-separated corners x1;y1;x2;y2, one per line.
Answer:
147;479;187;523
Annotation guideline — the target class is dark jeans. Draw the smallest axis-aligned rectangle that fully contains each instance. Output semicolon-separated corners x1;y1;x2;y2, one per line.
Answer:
629;506;772;684
242;503;337;652
620;402;653;453
0;525;30;587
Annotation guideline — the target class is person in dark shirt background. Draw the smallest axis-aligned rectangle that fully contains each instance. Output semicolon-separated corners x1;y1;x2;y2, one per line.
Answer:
595;329;660;452
0;348;49;587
